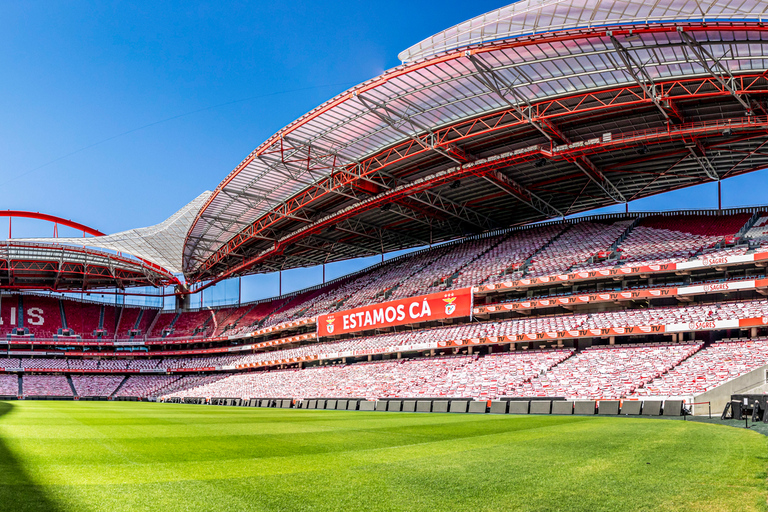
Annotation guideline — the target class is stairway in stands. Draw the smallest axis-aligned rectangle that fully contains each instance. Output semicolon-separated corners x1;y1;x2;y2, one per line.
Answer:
163;312;181;338
130;310;144;339
114;306;124;339
518;223;573;277
110;376;128;398
66;375;77;397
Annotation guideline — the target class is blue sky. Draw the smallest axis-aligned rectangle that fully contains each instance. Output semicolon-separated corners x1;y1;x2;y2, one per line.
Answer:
2;1;767;305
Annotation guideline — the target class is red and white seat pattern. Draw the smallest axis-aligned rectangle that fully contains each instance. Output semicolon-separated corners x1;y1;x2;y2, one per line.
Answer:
634;338;768;397
433;349;574;399
162;349;574;401
71;375;124;396
0;374;18;395
526;221;631;277
745;214;768;244
452;225;563;288
516;343;702;399
582;300;768;329
23;375;72;397
113;375;183;398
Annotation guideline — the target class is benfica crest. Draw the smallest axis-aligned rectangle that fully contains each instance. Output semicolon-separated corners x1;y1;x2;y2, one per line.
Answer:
443;296;457;315
326;317;335;334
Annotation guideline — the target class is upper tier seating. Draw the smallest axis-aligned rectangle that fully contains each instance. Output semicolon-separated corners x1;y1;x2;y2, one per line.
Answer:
634;338;768;397
387;237;501;299
102;304;117;338
452;225;563;288
526;221;632;277
745;214;768;245
576;214;751;272
227;300;290;335
166;310;214;338
149;311;178;337
117;307;142;337
18;295;62;339
62;300;102;338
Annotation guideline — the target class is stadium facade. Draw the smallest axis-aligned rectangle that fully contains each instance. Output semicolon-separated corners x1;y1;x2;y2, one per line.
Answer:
3;1;768;415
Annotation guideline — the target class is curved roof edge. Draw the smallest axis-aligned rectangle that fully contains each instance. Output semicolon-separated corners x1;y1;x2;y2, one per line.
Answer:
19;191;212;275
398;0;768;62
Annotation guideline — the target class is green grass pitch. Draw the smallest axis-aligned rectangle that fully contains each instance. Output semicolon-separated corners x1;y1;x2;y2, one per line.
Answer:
0;401;764;512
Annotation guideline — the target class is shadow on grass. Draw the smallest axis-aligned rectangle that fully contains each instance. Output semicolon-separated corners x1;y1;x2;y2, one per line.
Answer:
0;401;61;512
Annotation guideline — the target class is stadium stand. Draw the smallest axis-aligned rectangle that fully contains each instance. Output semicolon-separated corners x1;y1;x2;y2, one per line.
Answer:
114;375;184;398
149;311;180;338
515;343;702;399
0;374;18;396
23;375;72;397
135;308;158;337
634;338;768;397
3;212;768;404
19;295;62;339
170;310;214;338
452;224;562;287
744;214;768;243
576;214;751;271
526;221;632;277
71;375;124;397
62;300;102;338
102;302;117;338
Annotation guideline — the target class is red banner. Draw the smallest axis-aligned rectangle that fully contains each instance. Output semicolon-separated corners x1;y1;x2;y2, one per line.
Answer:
317;288;473;337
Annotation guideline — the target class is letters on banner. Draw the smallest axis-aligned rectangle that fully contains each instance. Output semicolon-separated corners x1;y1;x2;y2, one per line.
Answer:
317;288;473;337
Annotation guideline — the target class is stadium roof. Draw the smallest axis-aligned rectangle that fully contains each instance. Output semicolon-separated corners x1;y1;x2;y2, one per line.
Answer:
398;0;768;62
184;0;768;285
21;191;211;275
0;241;177;291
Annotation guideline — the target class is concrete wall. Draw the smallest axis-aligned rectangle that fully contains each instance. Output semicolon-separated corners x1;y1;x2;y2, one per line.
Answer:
694;363;768;416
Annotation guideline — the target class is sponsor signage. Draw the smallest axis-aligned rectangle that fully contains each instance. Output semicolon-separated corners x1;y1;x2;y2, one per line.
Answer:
317;288;473;337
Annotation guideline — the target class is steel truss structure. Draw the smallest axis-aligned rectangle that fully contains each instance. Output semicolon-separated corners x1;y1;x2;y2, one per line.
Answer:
182;3;768;284
0;242;176;291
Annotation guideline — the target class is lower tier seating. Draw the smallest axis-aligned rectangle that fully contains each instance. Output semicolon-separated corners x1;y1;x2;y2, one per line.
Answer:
515;343;703;399
71;375;124;397
633;338;768;397
23;375;72;397
0;374;17;395
8;334;768;400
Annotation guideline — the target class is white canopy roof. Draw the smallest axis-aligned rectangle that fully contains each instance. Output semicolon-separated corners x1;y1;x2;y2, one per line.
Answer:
399;0;768;62
20;191;212;275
